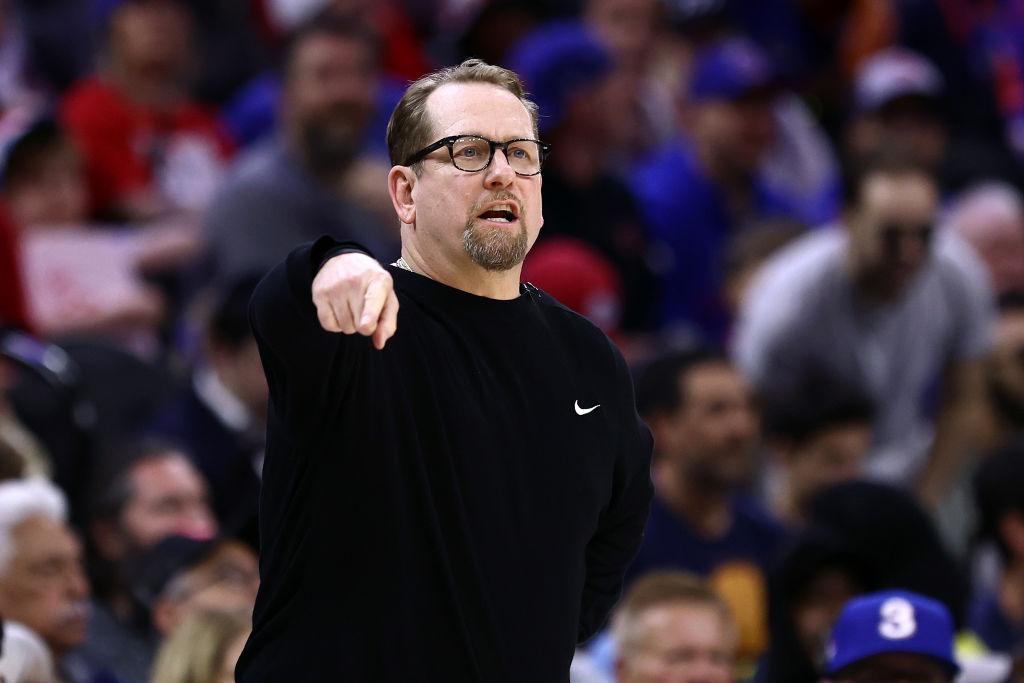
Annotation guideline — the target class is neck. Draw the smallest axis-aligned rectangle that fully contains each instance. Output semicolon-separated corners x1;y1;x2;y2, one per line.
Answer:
656;465;732;537
398;245;523;300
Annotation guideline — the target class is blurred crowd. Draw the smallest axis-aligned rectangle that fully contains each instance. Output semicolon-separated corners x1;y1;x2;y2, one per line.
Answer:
1;0;1024;681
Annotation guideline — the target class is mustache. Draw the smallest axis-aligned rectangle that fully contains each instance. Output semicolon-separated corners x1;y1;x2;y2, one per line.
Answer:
470;191;522;217
56;601;90;623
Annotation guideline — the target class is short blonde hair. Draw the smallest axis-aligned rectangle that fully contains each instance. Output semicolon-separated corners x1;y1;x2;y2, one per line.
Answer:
150;608;251;683
386;58;539;171
612;571;736;658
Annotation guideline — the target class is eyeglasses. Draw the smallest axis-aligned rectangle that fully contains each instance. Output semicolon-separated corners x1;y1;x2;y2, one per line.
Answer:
403;135;551;176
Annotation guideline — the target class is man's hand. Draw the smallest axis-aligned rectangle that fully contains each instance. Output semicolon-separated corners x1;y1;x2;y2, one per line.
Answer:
312;252;398;350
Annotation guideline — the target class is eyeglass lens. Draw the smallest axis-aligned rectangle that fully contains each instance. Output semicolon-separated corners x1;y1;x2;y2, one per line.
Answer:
450;137;542;175
881;223;933;250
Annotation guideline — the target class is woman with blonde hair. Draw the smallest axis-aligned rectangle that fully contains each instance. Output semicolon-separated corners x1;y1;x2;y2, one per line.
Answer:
150;608;250;683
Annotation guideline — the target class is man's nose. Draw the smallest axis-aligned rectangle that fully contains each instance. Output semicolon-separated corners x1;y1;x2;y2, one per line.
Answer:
897;234;927;265
484;149;516;188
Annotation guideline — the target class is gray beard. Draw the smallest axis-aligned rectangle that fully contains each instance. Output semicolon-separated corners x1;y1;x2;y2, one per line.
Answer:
462;217;529;271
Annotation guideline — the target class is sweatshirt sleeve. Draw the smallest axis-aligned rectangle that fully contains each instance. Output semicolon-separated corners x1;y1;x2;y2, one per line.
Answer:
249;238;361;431
577;346;653;642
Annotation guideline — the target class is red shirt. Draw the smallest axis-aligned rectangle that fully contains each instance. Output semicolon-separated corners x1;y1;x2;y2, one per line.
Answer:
0;204;31;331
61;77;235;216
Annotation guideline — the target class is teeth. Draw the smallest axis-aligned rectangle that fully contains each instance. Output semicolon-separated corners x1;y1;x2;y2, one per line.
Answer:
490;216;509;222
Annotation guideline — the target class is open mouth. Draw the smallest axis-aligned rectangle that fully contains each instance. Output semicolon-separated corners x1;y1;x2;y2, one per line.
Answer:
477;202;519;224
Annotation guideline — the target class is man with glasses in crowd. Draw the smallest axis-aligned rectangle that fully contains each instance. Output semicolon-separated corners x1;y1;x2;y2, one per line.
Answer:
732;146;993;510
237;59;653;681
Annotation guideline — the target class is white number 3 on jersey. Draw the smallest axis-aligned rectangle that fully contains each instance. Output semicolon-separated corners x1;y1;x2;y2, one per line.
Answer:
878;597;917;640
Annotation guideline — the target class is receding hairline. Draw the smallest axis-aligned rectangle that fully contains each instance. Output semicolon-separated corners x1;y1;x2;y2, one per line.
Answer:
611;571;738;659
417;80;540;144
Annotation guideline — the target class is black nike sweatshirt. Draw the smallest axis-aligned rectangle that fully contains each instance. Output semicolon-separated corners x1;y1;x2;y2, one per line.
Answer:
236;239;653;682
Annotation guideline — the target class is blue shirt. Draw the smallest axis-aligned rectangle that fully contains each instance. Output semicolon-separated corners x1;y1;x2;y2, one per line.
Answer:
629;140;801;340
625;494;789;658
627;495;788;581
969;589;1024;654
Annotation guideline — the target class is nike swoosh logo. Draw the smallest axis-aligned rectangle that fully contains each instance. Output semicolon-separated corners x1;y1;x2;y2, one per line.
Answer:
574;400;600;416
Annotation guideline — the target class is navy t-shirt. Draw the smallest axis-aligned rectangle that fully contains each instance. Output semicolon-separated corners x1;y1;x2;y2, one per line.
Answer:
626;495;789;656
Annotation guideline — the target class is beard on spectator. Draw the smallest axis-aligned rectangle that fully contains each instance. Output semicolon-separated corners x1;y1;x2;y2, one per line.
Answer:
300;104;368;179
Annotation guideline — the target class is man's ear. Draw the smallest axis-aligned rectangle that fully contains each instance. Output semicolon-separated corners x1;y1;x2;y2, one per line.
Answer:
389;166;416;225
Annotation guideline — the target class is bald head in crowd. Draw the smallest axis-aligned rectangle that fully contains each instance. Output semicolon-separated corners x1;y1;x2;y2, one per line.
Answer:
613;571;738;683
0;478;89;661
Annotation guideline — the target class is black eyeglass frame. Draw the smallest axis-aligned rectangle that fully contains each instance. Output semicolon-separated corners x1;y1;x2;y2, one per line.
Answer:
880;222;934;251
402;135;552;176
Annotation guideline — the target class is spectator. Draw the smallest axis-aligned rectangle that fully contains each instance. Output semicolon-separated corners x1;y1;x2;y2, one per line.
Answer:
149;607;249;683
0;203;30;332
145;275;265;545
0;478;89;680
611;571;737;683
822;590;959;683
61;0;234;221
844;47;948;183
946;182;1024;297
970;445;1024;654
2;120;203;347
521;238;624;342
807;481;969;630
0;618;58;683
631;347;787;660
758;529;876;683
0;0;49;152
725;0;896;138
630;35;803;340
732;145;993;507
72;441;217;683
204;13;395;281
128;535;258;639
582;0;658;71
985;292;1024;450
721;218;805;317
509;21;659;332
764;391;874;528
262;0;431;83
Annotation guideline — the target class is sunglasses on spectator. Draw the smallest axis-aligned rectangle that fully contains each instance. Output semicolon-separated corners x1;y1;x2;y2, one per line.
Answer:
880;223;933;251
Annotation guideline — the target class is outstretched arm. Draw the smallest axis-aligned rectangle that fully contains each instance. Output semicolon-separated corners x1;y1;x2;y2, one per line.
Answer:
310;238;399;349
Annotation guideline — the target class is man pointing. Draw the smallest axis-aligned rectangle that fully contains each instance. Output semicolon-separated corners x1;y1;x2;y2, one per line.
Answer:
237;59;653;681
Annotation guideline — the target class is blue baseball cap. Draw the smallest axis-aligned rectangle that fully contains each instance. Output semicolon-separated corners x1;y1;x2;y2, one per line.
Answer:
688;36;777;102
825;590;960;676
507;21;612;135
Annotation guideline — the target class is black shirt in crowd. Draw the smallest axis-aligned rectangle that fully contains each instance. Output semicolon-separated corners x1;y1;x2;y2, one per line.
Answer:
236;239;653;682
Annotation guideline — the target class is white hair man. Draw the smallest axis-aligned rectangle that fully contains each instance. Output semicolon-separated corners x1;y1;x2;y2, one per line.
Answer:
946;181;1024;296
0;478;89;674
